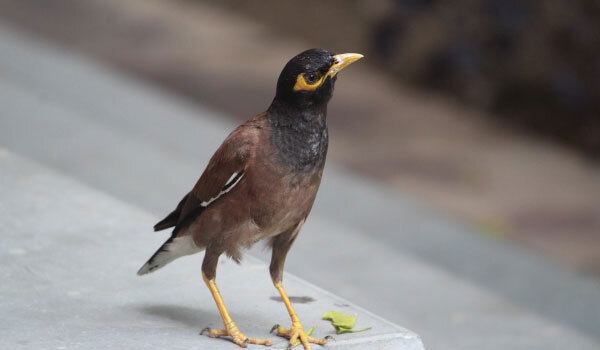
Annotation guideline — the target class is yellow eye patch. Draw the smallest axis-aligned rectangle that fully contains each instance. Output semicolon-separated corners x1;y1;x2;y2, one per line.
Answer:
293;72;325;92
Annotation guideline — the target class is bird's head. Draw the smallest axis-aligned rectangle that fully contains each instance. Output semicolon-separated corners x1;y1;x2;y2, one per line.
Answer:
273;49;363;109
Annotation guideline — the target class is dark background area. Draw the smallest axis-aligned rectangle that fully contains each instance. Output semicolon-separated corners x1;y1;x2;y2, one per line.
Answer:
217;0;600;158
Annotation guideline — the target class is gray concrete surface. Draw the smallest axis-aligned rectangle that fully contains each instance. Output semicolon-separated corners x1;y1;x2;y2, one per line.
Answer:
0;150;423;349
2;24;600;349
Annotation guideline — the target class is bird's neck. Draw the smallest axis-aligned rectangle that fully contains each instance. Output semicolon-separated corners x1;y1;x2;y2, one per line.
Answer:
266;100;329;172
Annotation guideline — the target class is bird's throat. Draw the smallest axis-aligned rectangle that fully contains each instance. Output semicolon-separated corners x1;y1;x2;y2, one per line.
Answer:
267;101;329;172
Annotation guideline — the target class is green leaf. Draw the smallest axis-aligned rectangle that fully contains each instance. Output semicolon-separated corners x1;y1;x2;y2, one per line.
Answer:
322;311;371;334
322;311;356;329
337;326;372;334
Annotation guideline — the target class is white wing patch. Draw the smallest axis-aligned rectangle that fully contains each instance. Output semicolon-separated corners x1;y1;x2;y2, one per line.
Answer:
200;172;244;207
224;172;238;187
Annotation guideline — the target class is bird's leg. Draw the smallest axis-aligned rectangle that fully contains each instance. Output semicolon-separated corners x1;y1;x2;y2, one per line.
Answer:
270;281;329;350
202;271;272;347
268;223;329;350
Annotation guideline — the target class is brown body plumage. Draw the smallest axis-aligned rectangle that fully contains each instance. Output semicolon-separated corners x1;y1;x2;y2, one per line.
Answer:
148;113;323;276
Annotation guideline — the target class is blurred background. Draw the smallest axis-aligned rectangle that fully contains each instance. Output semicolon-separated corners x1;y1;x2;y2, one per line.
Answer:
1;0;599;349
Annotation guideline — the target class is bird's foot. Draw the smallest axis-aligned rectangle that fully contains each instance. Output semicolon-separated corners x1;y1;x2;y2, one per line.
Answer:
270;323;331;350
201;323;272;348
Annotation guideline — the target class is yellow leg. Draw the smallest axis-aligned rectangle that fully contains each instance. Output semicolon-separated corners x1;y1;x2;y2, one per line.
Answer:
271;282;329;350
201;272;272;348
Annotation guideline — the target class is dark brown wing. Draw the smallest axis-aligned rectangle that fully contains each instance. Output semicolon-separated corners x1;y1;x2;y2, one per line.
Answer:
153;114;264;234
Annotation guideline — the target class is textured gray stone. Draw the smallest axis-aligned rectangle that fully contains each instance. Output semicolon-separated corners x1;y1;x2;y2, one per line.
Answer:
0;150;424;350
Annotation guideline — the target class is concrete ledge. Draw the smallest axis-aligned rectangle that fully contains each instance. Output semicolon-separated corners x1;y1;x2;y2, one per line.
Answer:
0;149;424;349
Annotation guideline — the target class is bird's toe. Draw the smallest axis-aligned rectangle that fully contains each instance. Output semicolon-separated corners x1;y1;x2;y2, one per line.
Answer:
201;325;271;348
274;323;328;349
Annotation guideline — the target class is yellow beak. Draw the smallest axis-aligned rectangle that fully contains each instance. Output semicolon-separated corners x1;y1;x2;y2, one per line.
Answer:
327;53;364;77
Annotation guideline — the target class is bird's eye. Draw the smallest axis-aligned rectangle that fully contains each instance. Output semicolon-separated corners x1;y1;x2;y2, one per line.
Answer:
293;72;323;91
305;73;319;84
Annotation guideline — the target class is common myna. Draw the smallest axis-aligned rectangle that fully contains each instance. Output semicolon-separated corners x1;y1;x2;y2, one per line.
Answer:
138;49;363;349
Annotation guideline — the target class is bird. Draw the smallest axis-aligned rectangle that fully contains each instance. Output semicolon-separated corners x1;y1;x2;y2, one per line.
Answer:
137;48;363;349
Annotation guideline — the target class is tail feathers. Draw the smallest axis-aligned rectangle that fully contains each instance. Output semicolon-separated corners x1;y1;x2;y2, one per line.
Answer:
137;235;203;275
153;212;179;231
153;193;189;231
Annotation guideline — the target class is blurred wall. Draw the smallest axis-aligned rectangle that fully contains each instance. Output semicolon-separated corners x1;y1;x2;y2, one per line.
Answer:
214;0;600;158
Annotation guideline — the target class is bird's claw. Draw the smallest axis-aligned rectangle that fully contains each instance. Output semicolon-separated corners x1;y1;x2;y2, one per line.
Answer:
201;325;272;348
274;323;329;350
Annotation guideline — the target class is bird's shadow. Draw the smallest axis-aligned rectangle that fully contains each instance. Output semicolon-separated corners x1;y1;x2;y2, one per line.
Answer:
136;304;219;329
